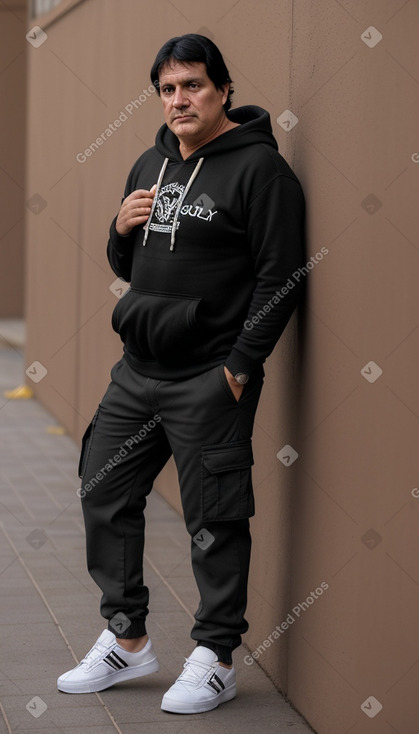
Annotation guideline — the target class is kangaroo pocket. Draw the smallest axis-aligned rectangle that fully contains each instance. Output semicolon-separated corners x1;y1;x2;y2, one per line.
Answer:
111;287;206;364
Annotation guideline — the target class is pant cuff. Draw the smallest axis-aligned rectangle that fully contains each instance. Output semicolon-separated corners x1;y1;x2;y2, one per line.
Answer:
108;618;147;639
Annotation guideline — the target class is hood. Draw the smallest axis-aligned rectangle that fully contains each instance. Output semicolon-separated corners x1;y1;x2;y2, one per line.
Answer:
155;105;278;161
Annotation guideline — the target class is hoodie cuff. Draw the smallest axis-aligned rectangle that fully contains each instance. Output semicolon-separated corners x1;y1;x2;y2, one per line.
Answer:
224;348;259;379
109;216;135;253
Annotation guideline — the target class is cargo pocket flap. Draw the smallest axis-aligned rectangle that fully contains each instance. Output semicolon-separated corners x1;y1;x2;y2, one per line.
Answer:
201;440;255;521
202;441;254;474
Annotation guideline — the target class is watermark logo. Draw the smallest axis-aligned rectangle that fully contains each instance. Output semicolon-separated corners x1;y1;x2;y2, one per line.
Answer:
26;696;47;718
77;415;161;498
26;529;48;550
26;361;48;384
277;445;299;467
361;695;383;718
192;193;215;217
109;278;130;299
26;194;47;215
76;85;157;164
244;247;328;332
244;582;329;666
361;361;382;383
193;528;215;550
361;27;383;48
361;194;382;215
26;26;47;48
277;110;299;132
361;528;382;550
109;612;131;636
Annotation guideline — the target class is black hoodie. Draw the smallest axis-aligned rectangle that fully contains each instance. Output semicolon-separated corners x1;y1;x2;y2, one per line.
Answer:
107;105;305;380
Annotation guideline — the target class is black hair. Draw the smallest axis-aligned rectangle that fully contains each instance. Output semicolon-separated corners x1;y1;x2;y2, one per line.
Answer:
150;34;234;112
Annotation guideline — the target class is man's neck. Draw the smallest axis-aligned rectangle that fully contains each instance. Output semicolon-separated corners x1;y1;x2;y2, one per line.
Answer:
178;117;239;160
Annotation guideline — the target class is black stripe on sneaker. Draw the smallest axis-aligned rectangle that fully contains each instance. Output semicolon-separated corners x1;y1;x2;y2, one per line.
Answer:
206;673;225;694
109;651;129;668
207;679;221;693
103;651;128;670
213;674;225;690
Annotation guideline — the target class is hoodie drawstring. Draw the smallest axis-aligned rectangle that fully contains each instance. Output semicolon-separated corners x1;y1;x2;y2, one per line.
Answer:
142;156;205;252
170;157;204;251
142;157;169;248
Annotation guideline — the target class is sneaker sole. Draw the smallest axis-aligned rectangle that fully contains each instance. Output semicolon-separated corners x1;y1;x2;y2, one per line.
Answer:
57;657;159;694
161;683;236;714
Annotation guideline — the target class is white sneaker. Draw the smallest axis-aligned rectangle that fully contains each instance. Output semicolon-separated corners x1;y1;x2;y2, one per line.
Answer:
161;646;236;714
57;629;159;693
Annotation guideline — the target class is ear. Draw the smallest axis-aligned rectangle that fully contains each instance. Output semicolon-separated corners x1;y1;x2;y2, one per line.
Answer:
220;82;230;106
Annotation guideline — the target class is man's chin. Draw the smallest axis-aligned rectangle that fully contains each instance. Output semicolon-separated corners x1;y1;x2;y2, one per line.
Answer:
168;119;200;140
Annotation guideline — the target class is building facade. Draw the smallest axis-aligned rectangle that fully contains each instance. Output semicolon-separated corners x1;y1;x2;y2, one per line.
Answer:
19;1;419;732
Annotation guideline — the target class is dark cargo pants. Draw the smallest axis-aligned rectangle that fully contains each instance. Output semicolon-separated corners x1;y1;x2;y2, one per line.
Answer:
79;356;264;654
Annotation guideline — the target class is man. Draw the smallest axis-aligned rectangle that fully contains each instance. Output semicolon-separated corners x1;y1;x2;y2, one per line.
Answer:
57;34;305;714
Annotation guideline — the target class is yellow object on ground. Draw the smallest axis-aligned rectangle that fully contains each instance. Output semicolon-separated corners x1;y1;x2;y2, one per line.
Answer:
46;426;66;435
4;384;34;399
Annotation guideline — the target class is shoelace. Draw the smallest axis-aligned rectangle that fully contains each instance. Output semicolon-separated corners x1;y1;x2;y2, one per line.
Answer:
178;658;216;685
80;639;108;667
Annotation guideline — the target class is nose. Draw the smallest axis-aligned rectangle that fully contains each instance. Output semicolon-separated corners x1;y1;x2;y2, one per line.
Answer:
172;86;189;109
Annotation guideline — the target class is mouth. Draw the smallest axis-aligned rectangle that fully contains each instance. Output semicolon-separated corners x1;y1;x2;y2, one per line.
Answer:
173;115;195;122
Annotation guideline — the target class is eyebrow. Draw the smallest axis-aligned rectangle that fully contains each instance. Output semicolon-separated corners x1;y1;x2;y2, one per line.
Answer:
160;76;204;87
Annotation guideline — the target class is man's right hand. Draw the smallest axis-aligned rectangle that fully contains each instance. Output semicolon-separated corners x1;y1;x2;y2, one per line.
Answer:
115;185;157;235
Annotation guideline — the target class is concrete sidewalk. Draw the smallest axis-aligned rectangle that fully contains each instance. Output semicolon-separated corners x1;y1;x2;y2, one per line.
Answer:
0;339;314;734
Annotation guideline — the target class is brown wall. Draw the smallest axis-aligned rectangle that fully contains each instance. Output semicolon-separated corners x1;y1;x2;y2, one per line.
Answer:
0;0;26;317
288;3;419;733
24;1;419;732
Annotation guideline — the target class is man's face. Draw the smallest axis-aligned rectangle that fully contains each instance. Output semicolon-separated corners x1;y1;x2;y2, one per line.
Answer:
158;60;229;145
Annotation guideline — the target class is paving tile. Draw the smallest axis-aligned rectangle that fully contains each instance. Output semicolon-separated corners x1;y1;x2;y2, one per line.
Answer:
5;700;113;730
15;730;114;734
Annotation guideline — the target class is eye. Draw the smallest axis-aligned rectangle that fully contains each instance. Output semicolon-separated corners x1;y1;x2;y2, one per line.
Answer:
162;86;174;95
